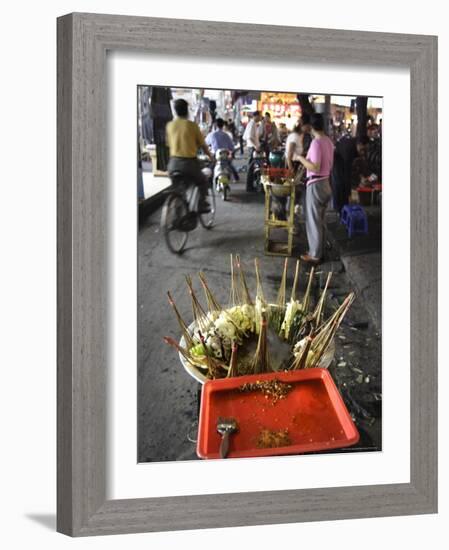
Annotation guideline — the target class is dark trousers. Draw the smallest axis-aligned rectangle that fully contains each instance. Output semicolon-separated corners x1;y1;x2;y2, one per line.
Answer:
246;147;256;190
331;159;351;213
239;135;244;155
168;157;208;199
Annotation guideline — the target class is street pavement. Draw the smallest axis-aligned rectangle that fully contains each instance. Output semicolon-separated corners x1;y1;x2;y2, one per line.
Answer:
138;156;382;462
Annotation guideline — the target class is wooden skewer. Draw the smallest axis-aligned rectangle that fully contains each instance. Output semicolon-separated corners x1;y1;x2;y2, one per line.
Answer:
291;259;300;301
312;272;333;328
254;258;265;303
167;291;194;348
276;258;289;309
251;311;271;375
236;255;253;306
302;266;315;314
185;275;210;334
227;341;239;378
198;271;222;312
229;253;242;307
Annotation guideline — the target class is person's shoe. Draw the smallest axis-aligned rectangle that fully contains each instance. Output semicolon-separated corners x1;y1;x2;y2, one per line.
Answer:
198;199;211;214
300;254;321;265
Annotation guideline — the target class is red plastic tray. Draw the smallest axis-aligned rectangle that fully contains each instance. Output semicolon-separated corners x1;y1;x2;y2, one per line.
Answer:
197;369;359;459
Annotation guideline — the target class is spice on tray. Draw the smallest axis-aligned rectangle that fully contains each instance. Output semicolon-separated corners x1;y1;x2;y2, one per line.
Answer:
239;378;293;404
257;428;292;448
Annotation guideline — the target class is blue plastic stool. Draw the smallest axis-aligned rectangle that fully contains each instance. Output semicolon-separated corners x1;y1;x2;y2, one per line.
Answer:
340;205;368;238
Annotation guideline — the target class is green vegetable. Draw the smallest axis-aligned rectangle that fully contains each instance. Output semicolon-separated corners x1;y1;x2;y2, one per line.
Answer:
190;343;206;357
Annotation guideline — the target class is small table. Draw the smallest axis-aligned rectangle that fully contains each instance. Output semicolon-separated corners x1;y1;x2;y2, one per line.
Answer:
357;183;382;206
262;168;298;256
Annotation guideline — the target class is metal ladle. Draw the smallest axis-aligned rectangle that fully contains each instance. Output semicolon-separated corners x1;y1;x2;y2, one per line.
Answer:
216;417;238;458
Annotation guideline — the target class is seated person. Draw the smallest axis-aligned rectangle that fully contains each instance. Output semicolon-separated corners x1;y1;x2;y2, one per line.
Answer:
351;136;373;187
205;118;240;181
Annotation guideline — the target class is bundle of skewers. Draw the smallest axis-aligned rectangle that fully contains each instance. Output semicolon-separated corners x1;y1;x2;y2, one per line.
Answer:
164;255;355;381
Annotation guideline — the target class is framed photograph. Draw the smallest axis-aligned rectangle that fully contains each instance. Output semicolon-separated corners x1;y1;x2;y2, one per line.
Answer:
57;13;437;536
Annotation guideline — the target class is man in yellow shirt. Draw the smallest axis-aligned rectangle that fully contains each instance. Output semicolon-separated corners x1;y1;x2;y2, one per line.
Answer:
166;99;213;212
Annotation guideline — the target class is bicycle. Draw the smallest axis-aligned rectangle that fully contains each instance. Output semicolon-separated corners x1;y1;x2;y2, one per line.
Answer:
160;170;216;254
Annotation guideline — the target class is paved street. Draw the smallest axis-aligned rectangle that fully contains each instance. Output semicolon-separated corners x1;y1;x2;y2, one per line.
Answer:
138;158;382;462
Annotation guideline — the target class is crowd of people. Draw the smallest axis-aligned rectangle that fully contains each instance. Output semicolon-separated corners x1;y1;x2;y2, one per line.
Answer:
164;97;381;264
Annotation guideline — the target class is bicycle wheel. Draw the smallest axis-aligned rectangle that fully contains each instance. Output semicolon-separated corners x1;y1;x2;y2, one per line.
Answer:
160;193;189;254
199;181;216;229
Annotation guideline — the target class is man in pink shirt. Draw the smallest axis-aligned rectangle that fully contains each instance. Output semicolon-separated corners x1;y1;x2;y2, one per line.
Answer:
296;113;335;264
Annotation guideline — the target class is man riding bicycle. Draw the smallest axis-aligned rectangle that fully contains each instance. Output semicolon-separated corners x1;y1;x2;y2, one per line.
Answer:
166;99;214;213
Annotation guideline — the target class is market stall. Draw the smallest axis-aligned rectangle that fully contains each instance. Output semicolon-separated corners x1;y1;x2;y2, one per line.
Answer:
259;92;301;129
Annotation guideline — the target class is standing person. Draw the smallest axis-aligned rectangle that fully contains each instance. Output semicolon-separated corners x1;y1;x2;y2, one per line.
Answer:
331;134;358;213
300;113;313;156
205;118;240;181
227;118;237;141
285;121;304;174
285;121;309;225
286;113;295;131
367;124;382;180
223;121;237;159
278;122;289;145
296;113;335;264
259;112;280;161
237;121;245;155
270;121;304;221
243;111;262;191
166;99;214;213
149;86;173;172
332;134;371;213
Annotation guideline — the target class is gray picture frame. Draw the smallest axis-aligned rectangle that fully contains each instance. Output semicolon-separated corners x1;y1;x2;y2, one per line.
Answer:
57;12;438;537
